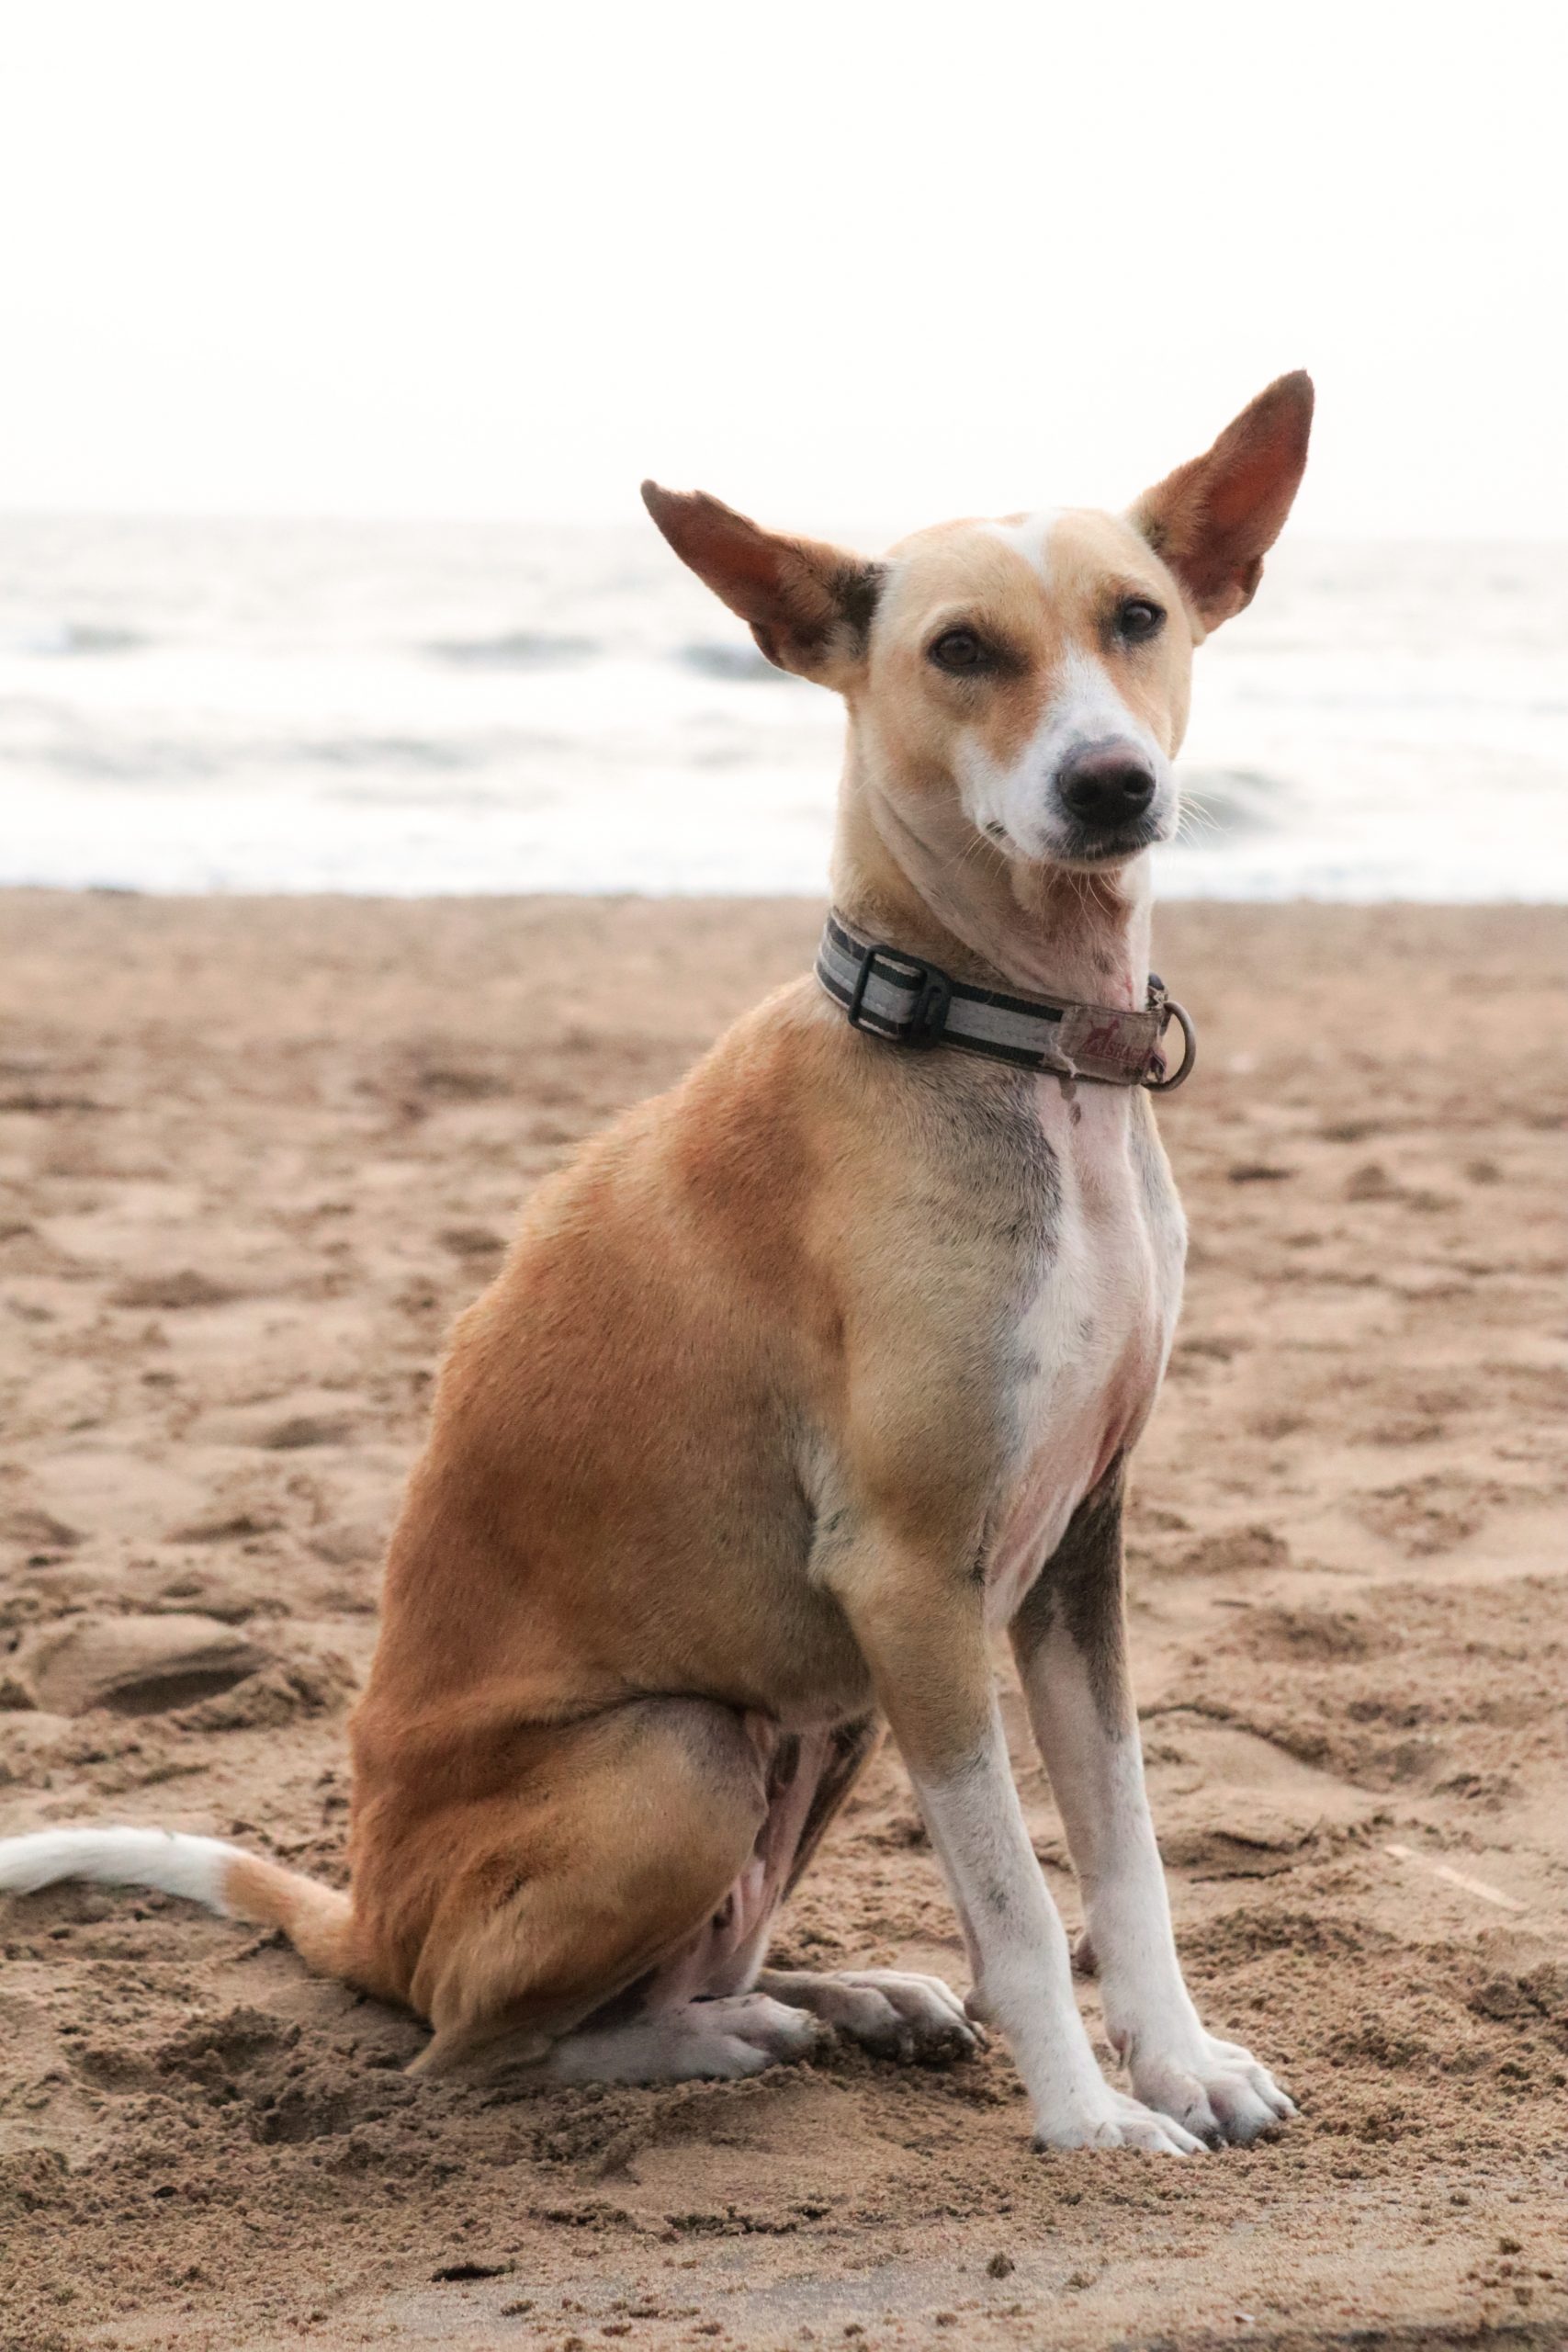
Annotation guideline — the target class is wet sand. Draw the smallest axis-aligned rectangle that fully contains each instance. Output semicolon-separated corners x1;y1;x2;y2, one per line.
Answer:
0;891;1563;2352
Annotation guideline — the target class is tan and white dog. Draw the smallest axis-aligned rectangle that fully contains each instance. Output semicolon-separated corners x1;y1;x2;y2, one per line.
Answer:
0;375;1313;2155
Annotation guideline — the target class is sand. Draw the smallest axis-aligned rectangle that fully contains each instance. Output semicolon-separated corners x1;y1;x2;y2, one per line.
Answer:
0;890;1563;2352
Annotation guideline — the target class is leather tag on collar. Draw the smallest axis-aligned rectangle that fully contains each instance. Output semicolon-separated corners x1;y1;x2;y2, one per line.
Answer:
1053;1001;1168;1085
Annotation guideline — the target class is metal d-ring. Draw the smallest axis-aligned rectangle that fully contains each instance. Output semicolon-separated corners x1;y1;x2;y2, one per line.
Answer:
1145;996;1197;1091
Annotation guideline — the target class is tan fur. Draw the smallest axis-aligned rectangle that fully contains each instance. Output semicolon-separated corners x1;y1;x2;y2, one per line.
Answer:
221;1854;355;1977
870;508;1192;776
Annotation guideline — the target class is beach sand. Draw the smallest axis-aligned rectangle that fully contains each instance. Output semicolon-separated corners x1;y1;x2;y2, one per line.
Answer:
0;891;1563;2352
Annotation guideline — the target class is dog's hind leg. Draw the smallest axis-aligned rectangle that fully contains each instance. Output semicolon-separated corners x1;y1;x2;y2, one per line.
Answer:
728;1712;973;2060
696;1716;984;2065
397;1697;793;2079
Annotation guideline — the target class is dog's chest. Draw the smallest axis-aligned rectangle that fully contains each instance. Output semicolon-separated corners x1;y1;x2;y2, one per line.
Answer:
984;1088;1184;1626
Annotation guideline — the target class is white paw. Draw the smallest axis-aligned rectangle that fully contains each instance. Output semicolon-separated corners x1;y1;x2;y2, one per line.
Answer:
1129;2031;1297;2147
1033;2085;1207;2156
544;1992;820;2086
767;1968;982;2063
682;1993;822;2078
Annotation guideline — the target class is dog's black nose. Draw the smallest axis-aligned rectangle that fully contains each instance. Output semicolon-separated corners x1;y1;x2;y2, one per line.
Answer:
1057;743;1157;829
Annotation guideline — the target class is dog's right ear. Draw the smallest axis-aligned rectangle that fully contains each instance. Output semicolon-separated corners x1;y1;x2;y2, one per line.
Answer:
641;483;881;685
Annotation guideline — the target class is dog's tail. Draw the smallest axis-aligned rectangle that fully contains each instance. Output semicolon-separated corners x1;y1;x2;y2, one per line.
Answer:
0;1826;355;1976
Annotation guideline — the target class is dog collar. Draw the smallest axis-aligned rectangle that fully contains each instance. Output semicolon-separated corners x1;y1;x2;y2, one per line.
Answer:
815;910;1195;1091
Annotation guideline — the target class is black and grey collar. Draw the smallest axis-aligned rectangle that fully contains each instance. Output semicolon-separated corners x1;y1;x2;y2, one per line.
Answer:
816;910;1195;1091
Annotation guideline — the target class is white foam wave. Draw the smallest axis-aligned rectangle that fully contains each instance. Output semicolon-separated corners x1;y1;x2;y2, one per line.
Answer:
0;521;1563;899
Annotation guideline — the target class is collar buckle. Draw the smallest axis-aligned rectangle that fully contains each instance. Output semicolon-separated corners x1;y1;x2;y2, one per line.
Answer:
846;942;953;1048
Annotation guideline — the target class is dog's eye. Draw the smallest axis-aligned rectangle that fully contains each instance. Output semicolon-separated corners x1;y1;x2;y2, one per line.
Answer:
1115;598;1165;644
928;628;990;673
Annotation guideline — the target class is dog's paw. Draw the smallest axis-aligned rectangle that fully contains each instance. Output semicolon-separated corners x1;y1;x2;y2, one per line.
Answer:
758;1967;982;2063
1130;2032;1296;2147
1032;2086;1206;2156
681;1994;823;2078
545;1992;820;2085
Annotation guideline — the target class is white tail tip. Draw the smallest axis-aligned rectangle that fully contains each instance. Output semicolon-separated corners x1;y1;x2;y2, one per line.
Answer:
0;1826;240;1914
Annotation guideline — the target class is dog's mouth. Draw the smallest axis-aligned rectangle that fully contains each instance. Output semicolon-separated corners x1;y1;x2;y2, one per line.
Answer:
977;806;1173;875
1046;813;1169;871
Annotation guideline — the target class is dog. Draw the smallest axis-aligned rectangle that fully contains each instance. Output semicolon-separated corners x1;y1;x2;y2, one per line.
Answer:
0;373;1313;2154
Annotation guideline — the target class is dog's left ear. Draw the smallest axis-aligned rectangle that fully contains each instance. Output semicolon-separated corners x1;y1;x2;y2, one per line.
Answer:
641;482;881;684
1131;372;1314;632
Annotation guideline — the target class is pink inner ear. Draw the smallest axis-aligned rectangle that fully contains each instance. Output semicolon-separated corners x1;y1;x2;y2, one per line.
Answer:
1139;376;1313;625
644;484;880;679
642;486;797;632
678;511;793;625
1206;424;1302;537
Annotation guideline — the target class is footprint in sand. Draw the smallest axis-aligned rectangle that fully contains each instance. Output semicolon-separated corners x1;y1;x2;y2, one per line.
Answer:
1359;1475;1491;1555
1165;1525;1292;1577
108;1270;239;1310
14;1612;271;1716
1140;1713;1379;1879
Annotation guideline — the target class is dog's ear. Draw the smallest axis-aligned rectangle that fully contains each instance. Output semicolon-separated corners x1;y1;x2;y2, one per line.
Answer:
1130;372;1314;632
641;483;882;684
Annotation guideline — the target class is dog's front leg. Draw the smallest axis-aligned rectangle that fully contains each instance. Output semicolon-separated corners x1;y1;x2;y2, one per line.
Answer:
831;1530;1202;2155
1010;1462;1296;2146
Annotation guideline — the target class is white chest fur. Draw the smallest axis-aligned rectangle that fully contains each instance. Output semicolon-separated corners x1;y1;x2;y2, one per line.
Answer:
985;1084;1186;1628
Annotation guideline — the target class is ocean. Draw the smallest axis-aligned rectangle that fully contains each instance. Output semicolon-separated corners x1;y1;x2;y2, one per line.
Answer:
2;516;1564;900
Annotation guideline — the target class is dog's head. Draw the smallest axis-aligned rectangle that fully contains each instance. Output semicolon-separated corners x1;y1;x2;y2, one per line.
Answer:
643;374;1312;877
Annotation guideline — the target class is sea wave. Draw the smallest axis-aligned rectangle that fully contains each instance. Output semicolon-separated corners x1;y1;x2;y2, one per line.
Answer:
677;640;784;684
0;519;1562;898
6;621;148;658
0;727;580;786
425;630;597;669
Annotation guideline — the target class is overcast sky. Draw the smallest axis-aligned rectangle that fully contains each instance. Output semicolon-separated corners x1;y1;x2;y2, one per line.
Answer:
3;2;1562;537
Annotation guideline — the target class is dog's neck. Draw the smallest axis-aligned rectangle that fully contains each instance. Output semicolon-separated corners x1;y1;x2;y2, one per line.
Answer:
829;724;1155;1013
